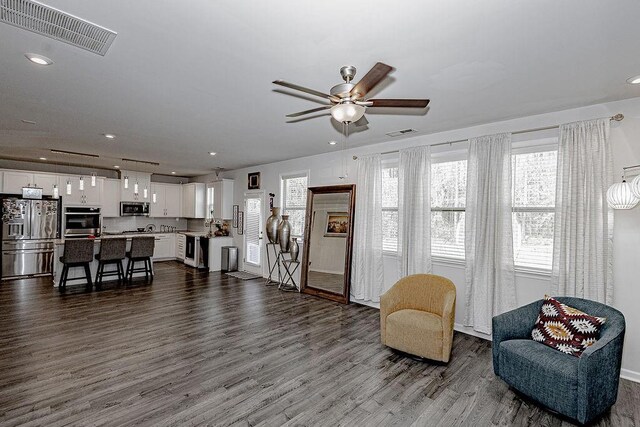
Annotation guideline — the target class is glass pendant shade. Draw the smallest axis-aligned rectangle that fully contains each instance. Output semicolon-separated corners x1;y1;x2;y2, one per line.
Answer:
631;174;640;198
79;176;84;191
91;173;96;187
152;192;157;203
134;182;139;195
143;186;148;199
330;103;365;123
66;180;72;195
52;184;59;199
124;176;129;189
607;180;639;209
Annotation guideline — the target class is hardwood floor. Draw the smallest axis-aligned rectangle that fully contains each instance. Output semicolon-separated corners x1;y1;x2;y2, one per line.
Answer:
0;262;638;426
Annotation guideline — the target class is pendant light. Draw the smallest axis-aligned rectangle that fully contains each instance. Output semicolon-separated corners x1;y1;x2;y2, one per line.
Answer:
52;184;59;199
91;173;97;187
143;186;148;199
607;170;639;209
124;175;129;189
66;179;72;195
79;176;85;191
152;191;157;203
632;173;640;199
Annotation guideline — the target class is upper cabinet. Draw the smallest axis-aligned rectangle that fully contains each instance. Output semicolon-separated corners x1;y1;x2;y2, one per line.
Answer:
150;183;182;218
59;176;103;206
102;178;121;217
3;171;58;196
211;179;234;219
120;170;151;202
182;183;206;219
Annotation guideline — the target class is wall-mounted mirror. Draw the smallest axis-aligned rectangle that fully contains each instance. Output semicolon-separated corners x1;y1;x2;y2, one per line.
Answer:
300;184;355;304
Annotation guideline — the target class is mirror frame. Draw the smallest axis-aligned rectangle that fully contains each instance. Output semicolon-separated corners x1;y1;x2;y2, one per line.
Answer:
300;184;356;304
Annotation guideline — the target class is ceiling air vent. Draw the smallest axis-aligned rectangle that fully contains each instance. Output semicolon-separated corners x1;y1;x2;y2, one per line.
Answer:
0;0;117;56
386;128;417;137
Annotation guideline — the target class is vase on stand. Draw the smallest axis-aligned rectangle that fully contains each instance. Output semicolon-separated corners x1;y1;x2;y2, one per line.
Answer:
289;237;299;261
266;207;280;244
278;214;291;253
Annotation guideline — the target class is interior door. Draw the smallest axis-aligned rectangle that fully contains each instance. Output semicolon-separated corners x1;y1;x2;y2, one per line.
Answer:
243;192;263;275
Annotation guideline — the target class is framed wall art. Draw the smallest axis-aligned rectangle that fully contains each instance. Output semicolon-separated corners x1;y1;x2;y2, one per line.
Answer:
324;212;349;237
232;204;239;228
248;172;260;190
238;211;244;235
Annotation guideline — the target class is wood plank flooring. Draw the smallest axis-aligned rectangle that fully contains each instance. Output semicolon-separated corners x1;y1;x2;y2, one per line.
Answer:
0;262;638;426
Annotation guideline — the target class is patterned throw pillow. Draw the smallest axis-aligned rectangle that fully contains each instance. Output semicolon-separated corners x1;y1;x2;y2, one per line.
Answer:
531;295;606;357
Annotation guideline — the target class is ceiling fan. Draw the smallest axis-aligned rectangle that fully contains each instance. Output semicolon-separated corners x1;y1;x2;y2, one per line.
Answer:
273;62;430;124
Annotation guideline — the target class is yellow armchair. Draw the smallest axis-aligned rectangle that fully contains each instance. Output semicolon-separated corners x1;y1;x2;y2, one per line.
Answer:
380;274;456;362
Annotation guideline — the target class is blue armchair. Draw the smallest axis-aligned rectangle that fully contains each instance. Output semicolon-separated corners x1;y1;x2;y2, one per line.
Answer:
492;297;625;425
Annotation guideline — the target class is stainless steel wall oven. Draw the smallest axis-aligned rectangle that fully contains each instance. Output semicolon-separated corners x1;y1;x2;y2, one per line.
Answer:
64;206;101;238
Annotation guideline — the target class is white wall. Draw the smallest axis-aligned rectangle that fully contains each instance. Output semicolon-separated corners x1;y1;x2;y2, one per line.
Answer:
309;206;347;274
195;97;640;381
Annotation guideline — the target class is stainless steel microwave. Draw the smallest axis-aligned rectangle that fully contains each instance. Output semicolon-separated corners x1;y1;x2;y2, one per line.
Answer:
120;201;150;216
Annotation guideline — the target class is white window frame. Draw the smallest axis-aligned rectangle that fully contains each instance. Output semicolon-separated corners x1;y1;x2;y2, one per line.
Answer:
381;160;399;255
510;141;558;274
430;154;467;263
280;170;309;239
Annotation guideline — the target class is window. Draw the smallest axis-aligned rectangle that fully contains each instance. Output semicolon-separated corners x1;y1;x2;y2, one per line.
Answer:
381;166;399;252
431;160;467;259
281;173;308;237
379;145;558;271
512;150;557;270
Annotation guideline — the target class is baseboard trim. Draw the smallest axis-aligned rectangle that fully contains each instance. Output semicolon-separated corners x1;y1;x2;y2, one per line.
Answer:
454;323;491;341
621;369;640;384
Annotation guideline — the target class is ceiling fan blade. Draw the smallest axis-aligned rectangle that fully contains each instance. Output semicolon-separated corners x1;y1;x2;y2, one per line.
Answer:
368;99;430;108
286;105;332;118
349;62;393;99
273;80;338;102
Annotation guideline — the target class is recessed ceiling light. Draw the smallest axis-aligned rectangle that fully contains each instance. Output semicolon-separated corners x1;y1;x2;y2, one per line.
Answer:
21;119;36;125
24;53;53;66
209;152;217;156
104;133;116;139
627;75;640;85
39;157;47;161
328;141;337;145
171;171;176;175
113;165;120;169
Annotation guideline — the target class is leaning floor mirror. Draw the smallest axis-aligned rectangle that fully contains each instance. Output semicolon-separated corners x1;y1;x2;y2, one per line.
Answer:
300;184;355;304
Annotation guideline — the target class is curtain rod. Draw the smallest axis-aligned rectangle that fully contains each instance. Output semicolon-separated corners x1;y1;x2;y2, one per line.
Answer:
352;113;624;160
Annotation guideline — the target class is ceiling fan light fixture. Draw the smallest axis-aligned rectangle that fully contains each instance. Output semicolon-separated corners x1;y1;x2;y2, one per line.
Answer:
330;103;365;123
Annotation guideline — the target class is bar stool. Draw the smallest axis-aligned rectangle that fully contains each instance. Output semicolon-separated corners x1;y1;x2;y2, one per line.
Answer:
95;238;127;286
59;238;94;289
125;236;155;283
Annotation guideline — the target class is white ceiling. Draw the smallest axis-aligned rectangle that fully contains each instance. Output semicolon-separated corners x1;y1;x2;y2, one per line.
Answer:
1;1;640;176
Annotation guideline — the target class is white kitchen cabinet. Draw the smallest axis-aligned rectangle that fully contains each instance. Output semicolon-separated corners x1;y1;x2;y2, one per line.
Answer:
102;178;121;217
209;237;234;271
150;183;182;218
60;176;103;206
211;179;234;220
181;183;206;219
153;233;176;260
3;171;58;195
120;170;151;202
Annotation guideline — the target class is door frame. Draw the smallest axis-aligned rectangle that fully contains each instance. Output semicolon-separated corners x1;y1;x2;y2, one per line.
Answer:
242;191;264;275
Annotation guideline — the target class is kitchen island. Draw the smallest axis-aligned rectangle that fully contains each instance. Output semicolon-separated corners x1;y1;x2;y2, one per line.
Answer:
52;234;164;287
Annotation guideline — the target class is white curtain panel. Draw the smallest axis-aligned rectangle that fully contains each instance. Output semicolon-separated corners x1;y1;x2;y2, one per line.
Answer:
552;118;614;304
398;145;432;276
352;154;385;302
464;133;516;334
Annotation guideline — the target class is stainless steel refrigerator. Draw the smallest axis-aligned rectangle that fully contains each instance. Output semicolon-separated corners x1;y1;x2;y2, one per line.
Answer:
1;197;61;280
